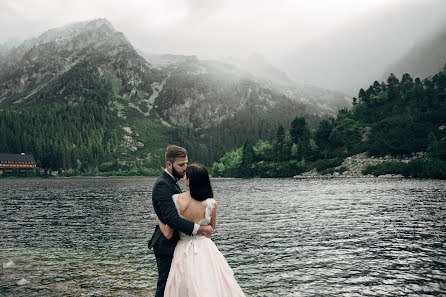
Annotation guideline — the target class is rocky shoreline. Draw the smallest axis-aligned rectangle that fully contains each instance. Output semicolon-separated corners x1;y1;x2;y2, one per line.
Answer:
294;152;419;179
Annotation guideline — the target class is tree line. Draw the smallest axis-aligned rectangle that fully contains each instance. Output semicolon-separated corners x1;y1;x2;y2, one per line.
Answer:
0;102;122;173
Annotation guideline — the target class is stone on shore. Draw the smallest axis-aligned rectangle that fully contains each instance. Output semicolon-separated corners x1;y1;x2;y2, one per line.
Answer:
17;278;30;285
3;260;15;268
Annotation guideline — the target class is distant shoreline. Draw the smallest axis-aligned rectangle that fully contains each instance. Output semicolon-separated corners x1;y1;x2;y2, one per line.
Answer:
293;174;406;179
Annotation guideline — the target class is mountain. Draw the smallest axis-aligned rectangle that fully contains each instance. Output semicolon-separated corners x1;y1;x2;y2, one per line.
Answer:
383;28;446;80
0;18;351;172
142;52;351;122
220;54;351;115
0;18;162;106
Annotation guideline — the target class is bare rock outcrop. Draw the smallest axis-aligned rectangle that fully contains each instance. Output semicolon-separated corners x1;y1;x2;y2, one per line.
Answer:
294;152;418;178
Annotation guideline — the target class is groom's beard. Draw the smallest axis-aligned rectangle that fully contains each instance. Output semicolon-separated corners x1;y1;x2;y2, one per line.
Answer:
172;166;184;179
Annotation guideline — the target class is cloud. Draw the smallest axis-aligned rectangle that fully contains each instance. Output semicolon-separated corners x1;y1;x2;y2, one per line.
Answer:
0;0;445;94
278;0;446;94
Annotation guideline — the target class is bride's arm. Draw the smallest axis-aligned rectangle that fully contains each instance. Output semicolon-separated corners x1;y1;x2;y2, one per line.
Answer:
210;201;217;230
157;216;174;240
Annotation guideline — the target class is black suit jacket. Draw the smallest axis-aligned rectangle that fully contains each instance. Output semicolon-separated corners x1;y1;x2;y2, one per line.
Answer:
148;171;195;256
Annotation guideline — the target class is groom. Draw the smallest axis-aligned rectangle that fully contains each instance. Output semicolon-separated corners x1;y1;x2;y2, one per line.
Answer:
148;145;213;297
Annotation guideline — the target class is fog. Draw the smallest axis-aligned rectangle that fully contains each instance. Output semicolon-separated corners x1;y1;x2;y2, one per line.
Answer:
1;0;445;95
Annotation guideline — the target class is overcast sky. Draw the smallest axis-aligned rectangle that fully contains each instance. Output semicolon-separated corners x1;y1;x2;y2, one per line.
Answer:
1;0;445;95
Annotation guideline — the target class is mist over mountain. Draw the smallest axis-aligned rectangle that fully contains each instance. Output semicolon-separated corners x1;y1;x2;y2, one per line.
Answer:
143;51;351;118
382;28;446;81
273;2;446;96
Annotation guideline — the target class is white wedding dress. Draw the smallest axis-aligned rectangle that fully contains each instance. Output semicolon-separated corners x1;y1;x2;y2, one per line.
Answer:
164;194;246;297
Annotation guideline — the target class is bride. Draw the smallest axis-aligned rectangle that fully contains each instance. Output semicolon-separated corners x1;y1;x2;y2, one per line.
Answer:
157;163;246;297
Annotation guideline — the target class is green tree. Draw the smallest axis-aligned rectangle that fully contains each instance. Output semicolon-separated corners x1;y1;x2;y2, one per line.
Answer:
400;73;413;94
289;117;312;160
240;140;256;177
329;118;362;154
315;119;333;154
358;88;368;104
290;117;309;144
386;73;400;101
273;125;288;161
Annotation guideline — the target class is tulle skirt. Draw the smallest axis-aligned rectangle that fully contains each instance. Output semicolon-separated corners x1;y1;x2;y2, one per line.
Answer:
164;235;246;297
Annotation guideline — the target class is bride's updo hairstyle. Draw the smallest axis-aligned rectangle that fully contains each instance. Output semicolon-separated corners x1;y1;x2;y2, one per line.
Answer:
186;163;213;201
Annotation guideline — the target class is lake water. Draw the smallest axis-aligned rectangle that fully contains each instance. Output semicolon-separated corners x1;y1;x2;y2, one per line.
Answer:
1;177;445;296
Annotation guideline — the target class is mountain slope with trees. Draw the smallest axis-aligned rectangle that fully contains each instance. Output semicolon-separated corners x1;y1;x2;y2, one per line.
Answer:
212;71;446;179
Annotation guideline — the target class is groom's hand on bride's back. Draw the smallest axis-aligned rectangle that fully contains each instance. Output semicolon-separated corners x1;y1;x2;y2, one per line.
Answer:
197;225;213;238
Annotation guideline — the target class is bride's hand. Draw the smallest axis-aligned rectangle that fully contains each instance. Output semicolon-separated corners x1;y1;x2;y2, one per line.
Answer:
197;225;213;238
157;216;174;240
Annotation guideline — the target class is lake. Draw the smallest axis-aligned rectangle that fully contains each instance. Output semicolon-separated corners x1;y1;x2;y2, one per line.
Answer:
1;177;445;296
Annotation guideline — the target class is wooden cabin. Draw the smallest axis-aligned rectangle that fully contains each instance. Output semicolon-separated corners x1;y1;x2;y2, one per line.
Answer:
0;153;37;174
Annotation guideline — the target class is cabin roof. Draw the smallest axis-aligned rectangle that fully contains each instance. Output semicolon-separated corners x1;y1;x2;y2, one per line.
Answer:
0;154;36;163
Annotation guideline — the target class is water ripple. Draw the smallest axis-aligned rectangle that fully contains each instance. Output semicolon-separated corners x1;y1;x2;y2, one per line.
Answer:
1;177;445;296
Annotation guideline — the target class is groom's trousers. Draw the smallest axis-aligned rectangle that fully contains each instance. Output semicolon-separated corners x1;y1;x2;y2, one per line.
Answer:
155;253;173;297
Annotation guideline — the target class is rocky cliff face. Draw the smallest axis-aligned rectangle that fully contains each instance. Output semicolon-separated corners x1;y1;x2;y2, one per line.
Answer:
0;18;162;106
295;152;419;178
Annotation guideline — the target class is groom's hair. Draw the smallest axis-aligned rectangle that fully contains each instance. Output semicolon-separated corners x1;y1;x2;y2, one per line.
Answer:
186;164;213;201
165;145;187;164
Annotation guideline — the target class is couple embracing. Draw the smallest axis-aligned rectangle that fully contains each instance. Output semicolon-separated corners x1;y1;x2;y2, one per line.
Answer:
148;145;246;297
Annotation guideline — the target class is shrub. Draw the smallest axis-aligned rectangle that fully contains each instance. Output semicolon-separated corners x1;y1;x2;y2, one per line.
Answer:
338;166;348;174
407;158;446;179
253;160;307;178
362;161;408;176
312;158;344;172
320;167;336;175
